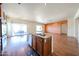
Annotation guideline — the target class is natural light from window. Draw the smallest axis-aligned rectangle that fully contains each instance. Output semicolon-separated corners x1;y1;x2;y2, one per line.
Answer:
11;23;27;36
36;25;43;34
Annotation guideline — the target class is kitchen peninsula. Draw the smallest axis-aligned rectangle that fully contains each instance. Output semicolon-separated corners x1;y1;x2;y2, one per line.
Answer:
32;33;52;56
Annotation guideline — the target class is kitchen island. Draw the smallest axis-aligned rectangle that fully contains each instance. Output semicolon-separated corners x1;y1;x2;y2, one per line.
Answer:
32;33;52;56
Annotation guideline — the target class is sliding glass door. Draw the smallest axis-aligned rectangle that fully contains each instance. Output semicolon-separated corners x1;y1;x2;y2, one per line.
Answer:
7;23;32;47
11;23;27;36
2;24;7;50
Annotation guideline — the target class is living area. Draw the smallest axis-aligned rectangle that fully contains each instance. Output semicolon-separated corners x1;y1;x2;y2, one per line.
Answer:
0;3;79;56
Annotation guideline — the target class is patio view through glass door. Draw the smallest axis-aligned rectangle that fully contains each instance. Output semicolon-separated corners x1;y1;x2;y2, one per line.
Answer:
5;23;28;49
11;23;27;36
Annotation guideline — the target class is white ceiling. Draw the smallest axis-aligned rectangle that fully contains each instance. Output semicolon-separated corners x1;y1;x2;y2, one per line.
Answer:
2;3;79;24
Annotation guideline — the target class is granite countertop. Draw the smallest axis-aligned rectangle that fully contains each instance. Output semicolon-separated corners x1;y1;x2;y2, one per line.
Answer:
34;33;52;39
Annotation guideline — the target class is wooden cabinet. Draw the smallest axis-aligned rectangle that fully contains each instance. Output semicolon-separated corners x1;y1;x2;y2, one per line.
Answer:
32;34;52;56
43;37;51;56
36;37;43;55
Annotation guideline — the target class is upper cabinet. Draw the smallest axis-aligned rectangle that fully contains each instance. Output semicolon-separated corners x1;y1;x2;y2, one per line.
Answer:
44;20;67;34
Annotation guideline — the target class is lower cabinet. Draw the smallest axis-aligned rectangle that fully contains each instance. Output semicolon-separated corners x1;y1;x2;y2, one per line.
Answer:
43;37;51;56
36;37;43;55
32;35;37;50
32;35;52;56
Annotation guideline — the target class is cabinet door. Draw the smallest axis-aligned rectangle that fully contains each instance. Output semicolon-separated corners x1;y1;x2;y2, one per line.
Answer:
32;35;36;50
43;37;51;56
36;37;43;55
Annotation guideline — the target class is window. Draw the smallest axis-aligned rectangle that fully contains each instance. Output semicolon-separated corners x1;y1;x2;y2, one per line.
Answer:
36;25;43;34
2;24;7;36
11;23;27;36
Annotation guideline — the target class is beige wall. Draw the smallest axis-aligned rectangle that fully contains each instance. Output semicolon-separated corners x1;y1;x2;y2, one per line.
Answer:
76;19;79;43
77;22;79;43
67;18;76;37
